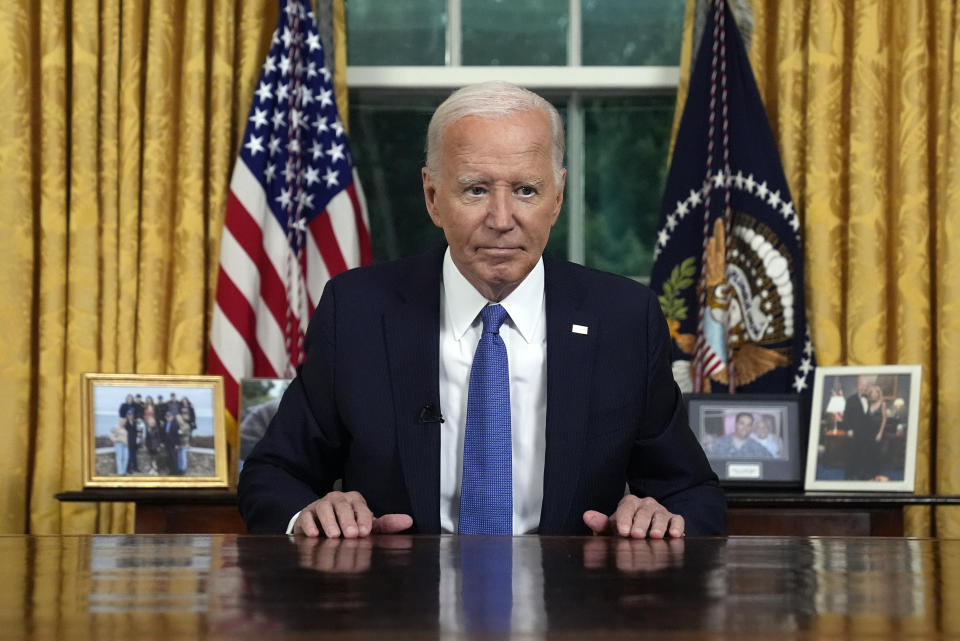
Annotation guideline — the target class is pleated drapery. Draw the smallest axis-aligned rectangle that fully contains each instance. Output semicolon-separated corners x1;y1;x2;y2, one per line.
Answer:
0;0;349;534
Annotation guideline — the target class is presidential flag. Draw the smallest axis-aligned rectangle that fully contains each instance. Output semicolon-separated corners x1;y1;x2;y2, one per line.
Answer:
649;0;814;395
209;0;370;416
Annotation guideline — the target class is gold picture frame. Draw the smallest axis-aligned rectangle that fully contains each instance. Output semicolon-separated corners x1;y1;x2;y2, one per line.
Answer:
81;373;229;488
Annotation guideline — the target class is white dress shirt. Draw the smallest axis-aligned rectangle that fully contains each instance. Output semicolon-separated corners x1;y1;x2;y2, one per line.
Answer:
439;248;548;534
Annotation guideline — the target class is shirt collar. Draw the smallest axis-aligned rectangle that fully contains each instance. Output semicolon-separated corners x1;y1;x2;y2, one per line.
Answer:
441;247;544;344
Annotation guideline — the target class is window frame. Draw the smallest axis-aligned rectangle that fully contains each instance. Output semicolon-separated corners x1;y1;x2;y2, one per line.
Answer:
345;0;681;269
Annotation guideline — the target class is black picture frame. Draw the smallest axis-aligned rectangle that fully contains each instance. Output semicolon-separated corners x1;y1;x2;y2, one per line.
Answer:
685;393;805;488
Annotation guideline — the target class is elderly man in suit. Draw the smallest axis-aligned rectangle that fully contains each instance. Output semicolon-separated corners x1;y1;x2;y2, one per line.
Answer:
238;81;726;539
842;375;876;480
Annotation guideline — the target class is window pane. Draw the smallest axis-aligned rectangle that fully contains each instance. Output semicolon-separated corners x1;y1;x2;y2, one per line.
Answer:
583;95;676;278
462;0;568;66
348;91;446;262
346;0;447;66
582;0;684;66
544;201;570;262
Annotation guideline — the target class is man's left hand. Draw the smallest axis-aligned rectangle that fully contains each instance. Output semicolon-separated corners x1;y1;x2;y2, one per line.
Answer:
582;495;684;539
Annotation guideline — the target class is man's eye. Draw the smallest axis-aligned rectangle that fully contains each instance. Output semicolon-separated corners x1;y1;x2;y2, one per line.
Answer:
517;186;536;196
468;186;486;196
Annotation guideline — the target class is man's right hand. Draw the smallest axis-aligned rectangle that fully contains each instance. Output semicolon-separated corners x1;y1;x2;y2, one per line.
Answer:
293;490;413;538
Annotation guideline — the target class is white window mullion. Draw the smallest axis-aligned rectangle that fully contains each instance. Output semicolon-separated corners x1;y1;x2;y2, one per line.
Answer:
566;91;585;265
568;0;581;67
446;0;461;67
566;0;584;264
347;66;679;90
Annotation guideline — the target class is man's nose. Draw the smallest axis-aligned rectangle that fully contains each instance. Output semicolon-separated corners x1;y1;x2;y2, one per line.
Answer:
485;188;515;230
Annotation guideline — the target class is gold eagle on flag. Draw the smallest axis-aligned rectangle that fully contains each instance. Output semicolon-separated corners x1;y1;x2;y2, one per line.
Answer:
671;217;789;390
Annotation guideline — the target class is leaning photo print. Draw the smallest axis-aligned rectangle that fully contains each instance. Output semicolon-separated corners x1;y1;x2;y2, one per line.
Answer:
237;377;292;479
80;373;229;488
804;365;921;492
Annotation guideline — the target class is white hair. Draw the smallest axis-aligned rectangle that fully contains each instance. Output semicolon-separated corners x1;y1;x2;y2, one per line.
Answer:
425;81;565;184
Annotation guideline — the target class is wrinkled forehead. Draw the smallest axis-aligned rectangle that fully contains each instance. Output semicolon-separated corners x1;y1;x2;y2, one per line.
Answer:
442;113;555;175
445;110;551;143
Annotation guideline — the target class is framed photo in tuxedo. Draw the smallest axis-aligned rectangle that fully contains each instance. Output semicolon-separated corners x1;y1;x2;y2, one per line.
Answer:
237;377;292;480
804;365;921;492
80;373;229;488
686;394;804;487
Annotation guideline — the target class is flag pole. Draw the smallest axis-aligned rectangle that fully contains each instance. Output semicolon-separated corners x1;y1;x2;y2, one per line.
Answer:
716;0;737;395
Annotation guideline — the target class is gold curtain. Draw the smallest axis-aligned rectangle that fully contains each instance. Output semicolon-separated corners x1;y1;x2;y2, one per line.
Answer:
0;0;308;534
676;0;960;536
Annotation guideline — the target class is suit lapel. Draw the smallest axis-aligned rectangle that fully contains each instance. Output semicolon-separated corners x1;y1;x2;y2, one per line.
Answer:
539;258;597;533
383;248;445;533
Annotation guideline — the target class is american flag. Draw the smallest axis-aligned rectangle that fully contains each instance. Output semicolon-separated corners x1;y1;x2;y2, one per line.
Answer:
209;0;370;416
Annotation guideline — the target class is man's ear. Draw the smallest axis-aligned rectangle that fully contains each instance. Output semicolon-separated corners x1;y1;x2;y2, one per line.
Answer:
422;167;442;228
550;168;567;227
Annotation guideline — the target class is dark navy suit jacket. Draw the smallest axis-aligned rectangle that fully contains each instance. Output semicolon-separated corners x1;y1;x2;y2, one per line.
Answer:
238;247;726;535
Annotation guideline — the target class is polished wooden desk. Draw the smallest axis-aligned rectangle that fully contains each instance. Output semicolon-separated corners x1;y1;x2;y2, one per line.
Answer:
1;534;958;640
56;489;960;536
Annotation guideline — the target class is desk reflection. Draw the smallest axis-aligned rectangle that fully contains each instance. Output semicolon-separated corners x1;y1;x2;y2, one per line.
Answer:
0;535;957;640
237;534;440;637
240;535;706;639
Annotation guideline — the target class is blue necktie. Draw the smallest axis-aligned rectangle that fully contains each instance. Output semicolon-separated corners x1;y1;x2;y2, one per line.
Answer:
458;304;512;535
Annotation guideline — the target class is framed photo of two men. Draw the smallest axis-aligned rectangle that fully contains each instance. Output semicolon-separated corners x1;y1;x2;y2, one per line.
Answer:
805;365;922;492
686;394;804;487
80;373;229;488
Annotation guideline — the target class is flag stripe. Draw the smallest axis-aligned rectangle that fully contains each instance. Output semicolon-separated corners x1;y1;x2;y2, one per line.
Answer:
351;169;371;229
347;179;372;265
218;228;261;307
253;298;288;377
327;188;361;267
208;347;239;422
215;266;285;379
214;266;260;355
309;209;349;278
223;194;264;268
305;228;332;312
230;161;299;304
211;304;254;383
225;185;292;336
228;164;269;238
